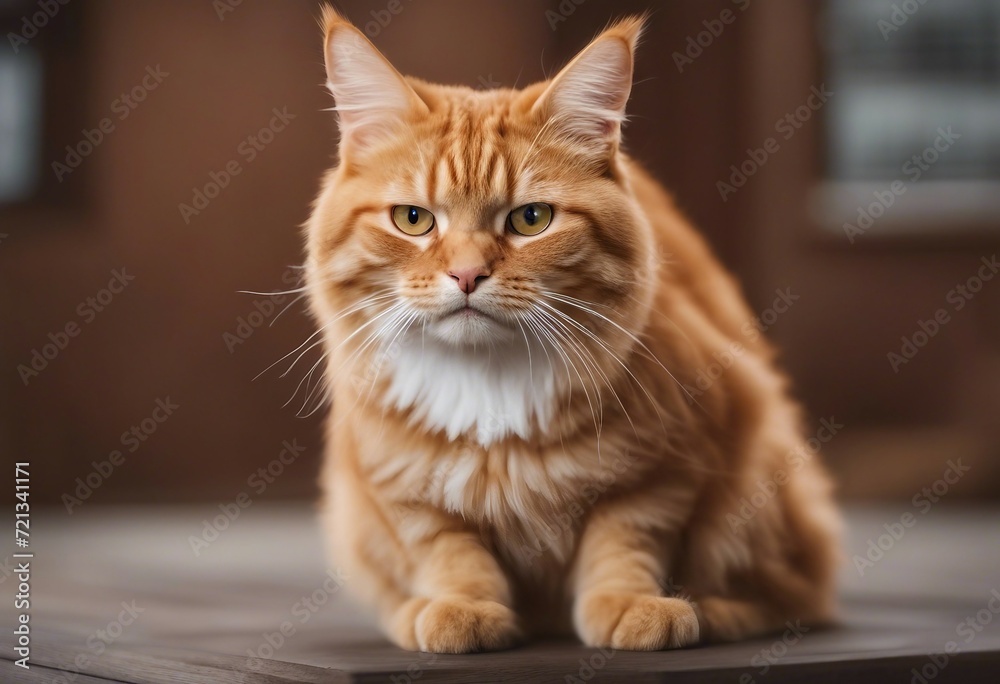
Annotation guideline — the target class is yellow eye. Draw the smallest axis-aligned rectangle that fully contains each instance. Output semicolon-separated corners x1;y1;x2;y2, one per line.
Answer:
507;203;553;236
391;205;435;236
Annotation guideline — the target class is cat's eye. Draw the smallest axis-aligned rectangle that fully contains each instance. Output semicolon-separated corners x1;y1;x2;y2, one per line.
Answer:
391;205;435;236
507;203;553;236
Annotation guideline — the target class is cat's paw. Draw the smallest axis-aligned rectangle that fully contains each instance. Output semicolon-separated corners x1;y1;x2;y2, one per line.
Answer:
575;592;700;651
404;596;520;653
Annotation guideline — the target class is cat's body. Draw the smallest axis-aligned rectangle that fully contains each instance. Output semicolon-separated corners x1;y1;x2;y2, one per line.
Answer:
307;8;840;653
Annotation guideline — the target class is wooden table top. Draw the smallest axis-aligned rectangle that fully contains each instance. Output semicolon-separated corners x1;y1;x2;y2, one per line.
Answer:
3;504;999;683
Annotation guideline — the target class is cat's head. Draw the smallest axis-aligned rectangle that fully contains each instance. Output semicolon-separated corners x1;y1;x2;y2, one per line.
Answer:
306;7;654;353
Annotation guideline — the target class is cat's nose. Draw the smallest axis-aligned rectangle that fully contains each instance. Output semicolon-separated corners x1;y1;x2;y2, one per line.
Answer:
448;265;490;294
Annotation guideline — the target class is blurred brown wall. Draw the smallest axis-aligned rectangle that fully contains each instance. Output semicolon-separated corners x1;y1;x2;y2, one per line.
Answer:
2;0;997;507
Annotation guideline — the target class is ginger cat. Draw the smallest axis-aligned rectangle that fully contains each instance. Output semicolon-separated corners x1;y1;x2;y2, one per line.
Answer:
306;7;841;653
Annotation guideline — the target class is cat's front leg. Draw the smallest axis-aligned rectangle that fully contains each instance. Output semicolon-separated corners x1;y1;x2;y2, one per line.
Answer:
572;509;699;651
385;528;521;654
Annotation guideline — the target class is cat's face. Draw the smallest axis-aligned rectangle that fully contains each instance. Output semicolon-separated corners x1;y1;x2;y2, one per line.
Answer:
307;9;651;352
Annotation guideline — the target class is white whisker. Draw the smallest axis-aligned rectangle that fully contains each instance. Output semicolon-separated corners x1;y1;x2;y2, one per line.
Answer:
255;289;395;382
269;293;306;328
537;299;666;433
238;285;309;297
533;305;637;440
542;291;702;411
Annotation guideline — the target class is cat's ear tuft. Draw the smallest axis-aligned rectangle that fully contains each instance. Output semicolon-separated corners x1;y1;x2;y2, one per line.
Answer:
319;5;428;154
532;15;645;160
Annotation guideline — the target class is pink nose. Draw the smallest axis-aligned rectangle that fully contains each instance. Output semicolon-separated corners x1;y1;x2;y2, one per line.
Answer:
448;265;490;294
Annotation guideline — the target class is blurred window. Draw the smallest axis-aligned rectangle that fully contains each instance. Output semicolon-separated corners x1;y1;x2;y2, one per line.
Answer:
816;0;1000;235
1;0;85;214
825;0;1000;181
0;50;42;203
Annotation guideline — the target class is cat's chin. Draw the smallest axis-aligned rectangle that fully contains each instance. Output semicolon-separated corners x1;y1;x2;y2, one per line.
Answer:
428;308;518;347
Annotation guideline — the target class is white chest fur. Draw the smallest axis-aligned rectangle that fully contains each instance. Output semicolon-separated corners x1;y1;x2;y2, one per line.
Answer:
382;337;558;446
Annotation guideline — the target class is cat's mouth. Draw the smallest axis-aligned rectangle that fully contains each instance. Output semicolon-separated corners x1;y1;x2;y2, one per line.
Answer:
428;301;518;346
444;304;496;322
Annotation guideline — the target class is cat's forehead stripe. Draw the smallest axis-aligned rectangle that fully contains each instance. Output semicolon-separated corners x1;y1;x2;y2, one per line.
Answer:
426;152;438;204
427;106;518;209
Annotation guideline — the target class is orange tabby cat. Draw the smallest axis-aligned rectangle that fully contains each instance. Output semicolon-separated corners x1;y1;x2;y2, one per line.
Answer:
306;7;841;653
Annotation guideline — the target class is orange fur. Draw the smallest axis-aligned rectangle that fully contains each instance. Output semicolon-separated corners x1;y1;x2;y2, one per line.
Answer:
306;6;841;653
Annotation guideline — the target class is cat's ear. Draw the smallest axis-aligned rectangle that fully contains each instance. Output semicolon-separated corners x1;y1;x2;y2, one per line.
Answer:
531;16;644;160
320;5;428;154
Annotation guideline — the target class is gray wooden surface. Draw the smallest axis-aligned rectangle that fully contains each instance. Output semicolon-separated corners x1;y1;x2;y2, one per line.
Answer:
2;504;999;682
